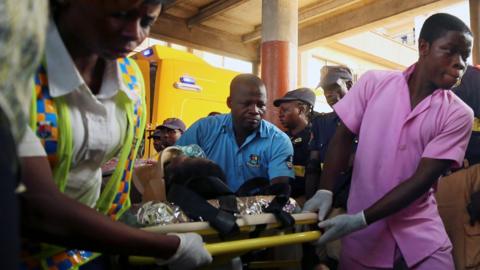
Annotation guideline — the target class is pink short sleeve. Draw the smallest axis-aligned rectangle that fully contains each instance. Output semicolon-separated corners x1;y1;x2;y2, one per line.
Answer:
333;71;377;134
422;104;473;168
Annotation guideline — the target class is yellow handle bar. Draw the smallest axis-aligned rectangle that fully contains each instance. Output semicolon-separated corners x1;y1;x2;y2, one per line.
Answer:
129;230;321;265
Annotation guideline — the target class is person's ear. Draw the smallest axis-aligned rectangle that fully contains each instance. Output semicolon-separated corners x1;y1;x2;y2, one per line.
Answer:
297;104;306;115
346;81;353;90
418;38;430;57
227;96;232;109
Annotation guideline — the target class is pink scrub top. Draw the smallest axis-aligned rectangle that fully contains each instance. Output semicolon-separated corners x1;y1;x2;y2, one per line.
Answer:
333;64;473;268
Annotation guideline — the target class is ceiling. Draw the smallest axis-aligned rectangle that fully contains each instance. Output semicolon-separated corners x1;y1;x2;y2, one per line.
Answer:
150;0;463;62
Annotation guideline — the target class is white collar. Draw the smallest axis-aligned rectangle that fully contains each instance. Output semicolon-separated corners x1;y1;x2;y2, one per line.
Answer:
45;21;135;101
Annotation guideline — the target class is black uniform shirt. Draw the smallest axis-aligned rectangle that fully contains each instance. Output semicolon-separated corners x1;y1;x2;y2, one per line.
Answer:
287;125;311;197
309;112;339;162
454;65;480;164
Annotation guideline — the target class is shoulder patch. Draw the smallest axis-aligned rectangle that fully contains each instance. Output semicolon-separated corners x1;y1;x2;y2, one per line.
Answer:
286;155;293;169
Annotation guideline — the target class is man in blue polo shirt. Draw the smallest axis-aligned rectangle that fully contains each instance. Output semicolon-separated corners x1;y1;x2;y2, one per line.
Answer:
176;73;294;192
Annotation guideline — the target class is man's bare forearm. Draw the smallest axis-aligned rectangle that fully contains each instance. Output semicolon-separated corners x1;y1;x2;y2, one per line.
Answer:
364;158;450;224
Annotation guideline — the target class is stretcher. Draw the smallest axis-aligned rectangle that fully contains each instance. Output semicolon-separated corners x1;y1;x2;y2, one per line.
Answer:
129;212;321;267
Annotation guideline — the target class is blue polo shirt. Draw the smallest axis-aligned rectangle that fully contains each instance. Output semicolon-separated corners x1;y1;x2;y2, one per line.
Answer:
177;114;294;191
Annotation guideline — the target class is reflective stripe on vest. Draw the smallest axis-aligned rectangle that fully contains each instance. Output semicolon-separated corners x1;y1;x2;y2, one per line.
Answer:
34;65;60;166
105;57;144;219
23;57;146;270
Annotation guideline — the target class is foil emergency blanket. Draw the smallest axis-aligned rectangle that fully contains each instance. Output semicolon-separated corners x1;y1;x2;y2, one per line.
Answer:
207;196;299;216
136;201;190;226
136;196;299;226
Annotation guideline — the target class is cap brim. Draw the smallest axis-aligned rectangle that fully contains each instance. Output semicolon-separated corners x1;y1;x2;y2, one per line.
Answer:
159;124;175;130
273;97;298;107
160;124;185;132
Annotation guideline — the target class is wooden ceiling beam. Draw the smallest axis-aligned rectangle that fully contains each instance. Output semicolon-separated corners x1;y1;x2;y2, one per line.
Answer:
187;0;249;28
242;25;262;43
150;14;258;61
163;0;189;11
299;0;461;49
299;0;364;25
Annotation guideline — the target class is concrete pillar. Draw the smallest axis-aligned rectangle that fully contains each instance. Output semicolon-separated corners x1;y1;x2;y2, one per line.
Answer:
470;0;480;64
261;0;298;125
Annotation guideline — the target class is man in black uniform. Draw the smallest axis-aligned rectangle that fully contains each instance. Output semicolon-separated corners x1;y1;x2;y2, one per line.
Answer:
303;65;354;270
436;65;480;270
274;88;316;199
275;87;321;270
304;66;353;200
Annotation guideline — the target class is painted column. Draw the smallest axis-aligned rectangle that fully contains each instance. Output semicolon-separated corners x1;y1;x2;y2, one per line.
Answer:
261;0;298;125
470;0;480;64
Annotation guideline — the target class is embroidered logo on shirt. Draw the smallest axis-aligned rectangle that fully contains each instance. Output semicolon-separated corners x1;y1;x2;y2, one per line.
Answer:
247;154;261;168
286;155;293;169
293;137;303;144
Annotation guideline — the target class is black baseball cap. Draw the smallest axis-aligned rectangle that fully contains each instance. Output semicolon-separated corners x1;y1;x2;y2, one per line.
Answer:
273;87;316;107
148;118;186;139
159;118;186;132
317;66;353;89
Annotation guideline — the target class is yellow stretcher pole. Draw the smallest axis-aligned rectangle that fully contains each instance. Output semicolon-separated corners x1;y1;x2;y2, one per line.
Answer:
206;231;321;255
129;231;321;265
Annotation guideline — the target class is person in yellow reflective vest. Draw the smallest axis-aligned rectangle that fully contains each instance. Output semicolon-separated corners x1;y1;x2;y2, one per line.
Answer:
18;1;211;270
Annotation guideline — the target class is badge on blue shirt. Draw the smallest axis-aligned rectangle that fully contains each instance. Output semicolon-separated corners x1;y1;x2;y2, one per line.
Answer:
247;154;260;168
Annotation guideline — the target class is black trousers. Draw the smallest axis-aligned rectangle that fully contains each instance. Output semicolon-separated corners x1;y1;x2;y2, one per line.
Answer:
0;108;20;270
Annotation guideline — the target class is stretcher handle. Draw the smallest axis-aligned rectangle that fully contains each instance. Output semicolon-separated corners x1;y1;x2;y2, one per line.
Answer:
143;212;318;235
206;230;321;255
128;230;321;265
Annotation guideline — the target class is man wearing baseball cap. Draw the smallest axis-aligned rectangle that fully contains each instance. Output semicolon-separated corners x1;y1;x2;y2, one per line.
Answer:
318;65;353;108
274;87;316;199
149;118;186;153
306;66;354;195
304;65;356;269
274;88;322;269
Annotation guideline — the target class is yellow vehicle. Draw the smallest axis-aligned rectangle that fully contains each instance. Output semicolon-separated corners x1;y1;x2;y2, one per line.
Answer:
133;45;239;157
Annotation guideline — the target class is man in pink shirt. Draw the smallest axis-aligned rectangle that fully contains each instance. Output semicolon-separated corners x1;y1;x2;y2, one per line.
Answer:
303;13;474;269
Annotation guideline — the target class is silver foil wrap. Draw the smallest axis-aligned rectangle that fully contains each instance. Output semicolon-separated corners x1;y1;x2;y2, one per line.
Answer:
207;196;299;216
137;196;299;226
136;201;191;226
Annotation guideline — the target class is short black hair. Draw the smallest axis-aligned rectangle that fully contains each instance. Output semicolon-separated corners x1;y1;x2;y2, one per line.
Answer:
419;13;472;44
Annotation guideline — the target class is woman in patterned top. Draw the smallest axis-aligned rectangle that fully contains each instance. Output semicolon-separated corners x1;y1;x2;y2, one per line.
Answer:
17;1;211;269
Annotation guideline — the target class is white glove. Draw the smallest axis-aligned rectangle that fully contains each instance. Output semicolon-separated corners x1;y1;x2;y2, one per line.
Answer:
315;211;367;246
157;233;212;270
302;189;333;221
